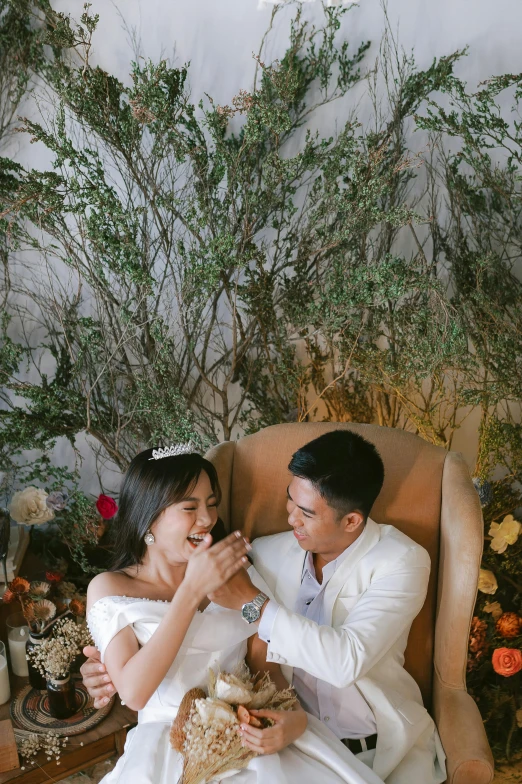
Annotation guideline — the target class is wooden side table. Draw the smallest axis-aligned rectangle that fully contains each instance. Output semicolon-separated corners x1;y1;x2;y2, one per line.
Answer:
0;675;137;783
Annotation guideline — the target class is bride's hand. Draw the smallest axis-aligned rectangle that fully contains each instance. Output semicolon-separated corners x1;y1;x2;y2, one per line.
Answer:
183;531;250;600
238;704;308;755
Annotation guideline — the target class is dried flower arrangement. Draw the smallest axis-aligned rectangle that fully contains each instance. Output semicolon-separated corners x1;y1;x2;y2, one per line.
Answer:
27;618;93;680
2;574;86;634
170;665;297;784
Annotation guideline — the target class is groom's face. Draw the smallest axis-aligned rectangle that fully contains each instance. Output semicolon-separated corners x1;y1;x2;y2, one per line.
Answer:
286;476;363;560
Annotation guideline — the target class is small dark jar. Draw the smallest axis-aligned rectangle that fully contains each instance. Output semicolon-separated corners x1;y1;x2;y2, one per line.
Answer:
26;634;47;690
46;674;77;719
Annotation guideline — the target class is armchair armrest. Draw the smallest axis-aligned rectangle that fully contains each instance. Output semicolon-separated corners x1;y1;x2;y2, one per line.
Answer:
433;674;493;784
434;452;494;783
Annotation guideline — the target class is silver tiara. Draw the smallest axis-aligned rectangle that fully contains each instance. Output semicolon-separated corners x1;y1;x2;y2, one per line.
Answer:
149;442;197;461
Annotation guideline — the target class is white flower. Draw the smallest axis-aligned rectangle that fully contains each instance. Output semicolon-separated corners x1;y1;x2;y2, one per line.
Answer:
29;581;51;597
215;673;253;705
9;487;55;526
489;515;522;554
195;698;237;725
478;569;498;595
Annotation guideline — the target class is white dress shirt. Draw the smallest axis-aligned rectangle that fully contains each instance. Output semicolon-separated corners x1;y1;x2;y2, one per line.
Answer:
259;545;377;741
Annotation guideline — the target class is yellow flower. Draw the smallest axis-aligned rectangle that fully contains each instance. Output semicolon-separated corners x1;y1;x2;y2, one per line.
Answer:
478;569;498;595
489;515;522;554
9;487;54;526
483;601;503;621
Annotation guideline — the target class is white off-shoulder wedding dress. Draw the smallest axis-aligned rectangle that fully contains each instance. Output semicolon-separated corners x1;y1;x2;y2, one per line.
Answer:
87;593;384;784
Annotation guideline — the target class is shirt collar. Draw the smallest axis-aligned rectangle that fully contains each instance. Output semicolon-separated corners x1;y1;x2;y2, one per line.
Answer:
302;537;358;584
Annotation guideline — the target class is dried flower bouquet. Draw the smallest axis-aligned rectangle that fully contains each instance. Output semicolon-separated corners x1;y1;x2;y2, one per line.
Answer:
170;664;297;784
2;574;86;634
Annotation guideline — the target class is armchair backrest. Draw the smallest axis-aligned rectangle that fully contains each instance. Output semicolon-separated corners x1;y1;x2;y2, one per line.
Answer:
206;422;471;708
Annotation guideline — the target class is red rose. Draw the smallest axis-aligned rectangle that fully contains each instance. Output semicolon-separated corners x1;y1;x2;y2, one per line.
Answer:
492;647;522;677
45;571;63;584
96;494;118;520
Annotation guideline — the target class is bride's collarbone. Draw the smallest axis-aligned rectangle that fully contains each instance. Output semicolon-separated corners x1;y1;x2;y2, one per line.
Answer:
115;569;175;602
108;571;210;611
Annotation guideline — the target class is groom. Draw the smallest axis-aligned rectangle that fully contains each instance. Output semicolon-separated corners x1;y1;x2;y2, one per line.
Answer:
81;430;446;784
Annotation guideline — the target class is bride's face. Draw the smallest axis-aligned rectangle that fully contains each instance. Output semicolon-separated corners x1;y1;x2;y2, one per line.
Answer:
149;470;219;562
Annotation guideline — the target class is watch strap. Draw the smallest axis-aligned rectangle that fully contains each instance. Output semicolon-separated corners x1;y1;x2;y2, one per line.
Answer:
251;591;268;610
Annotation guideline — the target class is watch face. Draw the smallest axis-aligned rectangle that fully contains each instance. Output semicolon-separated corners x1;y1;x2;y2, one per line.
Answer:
242;603;260;623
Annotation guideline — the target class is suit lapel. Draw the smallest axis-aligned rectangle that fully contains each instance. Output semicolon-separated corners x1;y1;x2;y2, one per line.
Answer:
272;518;381;620
273;537;306;611
323;517;381;625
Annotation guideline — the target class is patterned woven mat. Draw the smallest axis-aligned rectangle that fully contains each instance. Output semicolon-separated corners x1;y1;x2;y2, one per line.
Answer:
10;680;114;736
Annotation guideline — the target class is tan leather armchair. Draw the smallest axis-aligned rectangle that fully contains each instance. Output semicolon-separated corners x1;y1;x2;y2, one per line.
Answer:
206;422;494;784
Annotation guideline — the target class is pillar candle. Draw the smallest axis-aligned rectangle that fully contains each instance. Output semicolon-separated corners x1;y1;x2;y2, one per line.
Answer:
8;625;30;677
0;651;10;704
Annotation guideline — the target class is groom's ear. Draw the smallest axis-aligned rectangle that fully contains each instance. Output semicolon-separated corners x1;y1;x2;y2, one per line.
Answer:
341;510;365;533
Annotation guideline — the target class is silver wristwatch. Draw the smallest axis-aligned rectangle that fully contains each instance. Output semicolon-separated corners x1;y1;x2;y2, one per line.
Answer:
241;591;269;624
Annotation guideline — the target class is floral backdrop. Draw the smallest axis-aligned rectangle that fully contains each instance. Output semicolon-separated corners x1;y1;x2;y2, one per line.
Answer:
470;508;522;759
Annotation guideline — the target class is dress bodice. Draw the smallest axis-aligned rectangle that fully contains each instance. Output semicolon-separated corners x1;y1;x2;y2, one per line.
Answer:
87;595;254;722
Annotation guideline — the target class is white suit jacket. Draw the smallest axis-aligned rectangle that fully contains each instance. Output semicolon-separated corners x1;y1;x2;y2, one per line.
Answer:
250;519;446;784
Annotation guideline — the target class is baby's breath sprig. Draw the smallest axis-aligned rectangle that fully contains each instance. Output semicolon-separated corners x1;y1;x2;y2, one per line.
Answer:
14;730;69;769
27;617;93;679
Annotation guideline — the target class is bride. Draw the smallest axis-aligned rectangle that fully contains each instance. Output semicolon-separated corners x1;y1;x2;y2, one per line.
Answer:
86;446;384;784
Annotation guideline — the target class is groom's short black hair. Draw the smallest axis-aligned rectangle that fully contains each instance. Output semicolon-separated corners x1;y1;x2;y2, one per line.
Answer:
288;430;385;520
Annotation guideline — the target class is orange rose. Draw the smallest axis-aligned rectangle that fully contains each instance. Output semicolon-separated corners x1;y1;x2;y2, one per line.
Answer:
496;612;522;640
492;647;522;677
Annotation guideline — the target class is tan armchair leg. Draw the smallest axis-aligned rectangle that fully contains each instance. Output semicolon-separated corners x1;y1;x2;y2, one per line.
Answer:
433;674;494;784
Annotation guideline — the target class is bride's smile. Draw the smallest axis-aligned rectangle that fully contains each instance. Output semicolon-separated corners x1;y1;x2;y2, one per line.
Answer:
142;471;219;562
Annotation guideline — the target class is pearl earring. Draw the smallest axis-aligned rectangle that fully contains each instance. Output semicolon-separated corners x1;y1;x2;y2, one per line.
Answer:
144;530;155;545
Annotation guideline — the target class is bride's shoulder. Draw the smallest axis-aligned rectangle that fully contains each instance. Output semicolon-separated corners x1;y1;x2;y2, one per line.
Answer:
86;571;133;613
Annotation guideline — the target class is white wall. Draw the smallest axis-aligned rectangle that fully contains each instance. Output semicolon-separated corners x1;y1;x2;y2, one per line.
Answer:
6;0;522;491
48;0;522;100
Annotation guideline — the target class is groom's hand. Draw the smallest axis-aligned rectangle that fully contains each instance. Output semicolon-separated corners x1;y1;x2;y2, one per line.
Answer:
207;567;259;611
238;706;308;754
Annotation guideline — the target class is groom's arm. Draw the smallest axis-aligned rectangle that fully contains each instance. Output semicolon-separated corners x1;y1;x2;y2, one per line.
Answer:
259;548;430;689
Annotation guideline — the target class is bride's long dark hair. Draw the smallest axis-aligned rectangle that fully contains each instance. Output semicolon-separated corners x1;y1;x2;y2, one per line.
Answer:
110;448;223;572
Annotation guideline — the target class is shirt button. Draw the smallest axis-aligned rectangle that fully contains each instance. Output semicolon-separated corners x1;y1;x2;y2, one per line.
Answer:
324;716;330;722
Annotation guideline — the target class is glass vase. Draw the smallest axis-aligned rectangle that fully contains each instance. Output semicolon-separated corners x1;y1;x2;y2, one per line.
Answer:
46;674;77;719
